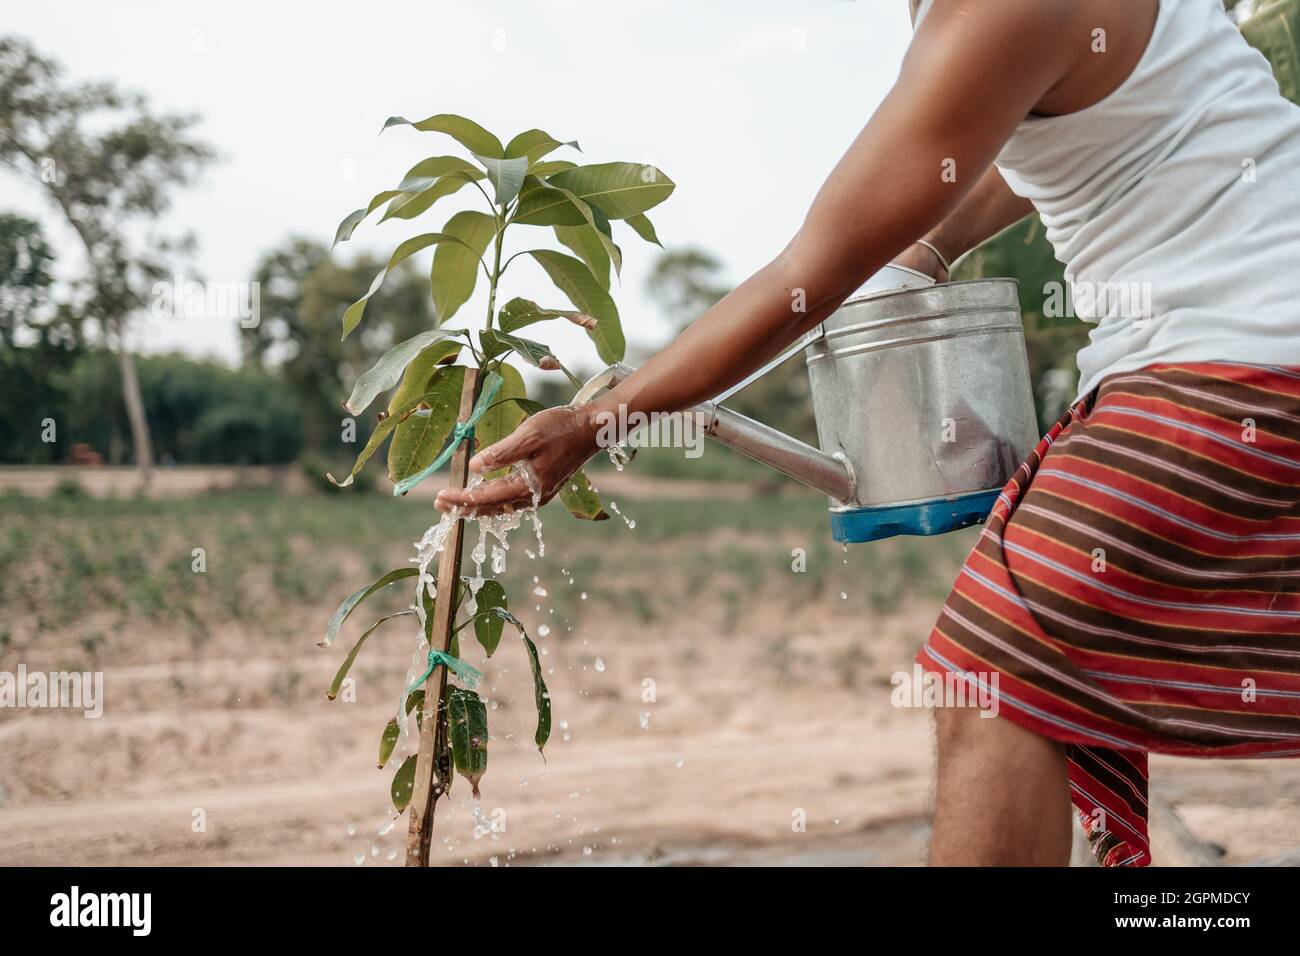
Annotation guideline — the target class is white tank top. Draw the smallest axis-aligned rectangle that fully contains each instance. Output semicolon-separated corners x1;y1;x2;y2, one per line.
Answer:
916;0;1300;397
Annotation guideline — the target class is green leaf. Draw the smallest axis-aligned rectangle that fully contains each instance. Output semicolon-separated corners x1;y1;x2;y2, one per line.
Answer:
526;159;577;178
403;155;482;180
471;579;507;656
431;210;497;324
505;129;579;164
387;365;466;483
332;208;370;248
497;297;588;333
512;177;622;280
327;611;413;698
328;414;400;489
380;169;483;223
320;568;419;648
382;113;504;158
492;396;545;418
554;224;612;290
472;362;527;479
482;331;581;389
342;234;481;341
624;213;662;246
473;154;529;206
527;249;625;363
405;689;425;730
378;718;400;768
547;162;675;220
330;334;463;486
391;754;417;812
333;157;482;245
343;328;464;415
386;340;463;412
447;687;489;797
480;607;551;751
563;191;622;277
510;176;593;227
558;469;609;521
520;629;552;752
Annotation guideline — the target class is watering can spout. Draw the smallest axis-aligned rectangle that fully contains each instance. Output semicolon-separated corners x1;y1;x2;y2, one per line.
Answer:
572;362;857;504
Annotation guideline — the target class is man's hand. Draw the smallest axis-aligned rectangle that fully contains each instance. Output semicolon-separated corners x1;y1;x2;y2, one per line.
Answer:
434;404;601;516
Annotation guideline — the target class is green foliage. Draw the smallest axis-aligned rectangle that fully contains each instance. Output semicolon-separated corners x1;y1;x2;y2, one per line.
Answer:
325;113;674;806
0;214;56;347
558;469;608;521
390;755;417;812
320;567;418;648
447;687;489;796
471;579;508;656
0;346;303;465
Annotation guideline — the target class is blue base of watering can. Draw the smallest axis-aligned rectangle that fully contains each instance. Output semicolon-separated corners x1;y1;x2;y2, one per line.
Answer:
830;489;1002;544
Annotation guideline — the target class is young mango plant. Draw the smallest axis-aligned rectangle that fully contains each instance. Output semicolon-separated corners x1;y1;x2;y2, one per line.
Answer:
319;112;674;828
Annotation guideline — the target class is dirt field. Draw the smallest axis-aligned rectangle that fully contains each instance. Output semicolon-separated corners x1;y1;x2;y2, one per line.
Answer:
2;469;1298;866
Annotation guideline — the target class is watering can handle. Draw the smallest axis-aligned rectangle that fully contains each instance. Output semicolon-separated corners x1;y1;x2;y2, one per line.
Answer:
572;362;857;505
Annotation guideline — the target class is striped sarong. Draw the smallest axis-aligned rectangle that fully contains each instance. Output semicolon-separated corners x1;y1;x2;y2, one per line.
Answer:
919;362;1300;867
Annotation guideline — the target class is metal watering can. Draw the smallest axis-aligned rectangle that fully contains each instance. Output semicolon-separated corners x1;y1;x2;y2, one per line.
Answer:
573;266;1039;543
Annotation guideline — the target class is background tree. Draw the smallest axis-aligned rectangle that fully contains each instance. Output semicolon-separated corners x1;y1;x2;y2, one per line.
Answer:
241;235;434;453
0;35;215;485
0;212;54;346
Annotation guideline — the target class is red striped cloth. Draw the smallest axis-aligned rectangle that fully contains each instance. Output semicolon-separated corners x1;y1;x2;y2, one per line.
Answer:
919;362;1300;866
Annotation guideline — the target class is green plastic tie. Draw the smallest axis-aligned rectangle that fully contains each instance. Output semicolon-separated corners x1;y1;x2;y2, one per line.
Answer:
404;647;483;704
391;370;504;496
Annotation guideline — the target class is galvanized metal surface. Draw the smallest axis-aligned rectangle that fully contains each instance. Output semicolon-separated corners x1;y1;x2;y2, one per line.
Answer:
806;278;1038;510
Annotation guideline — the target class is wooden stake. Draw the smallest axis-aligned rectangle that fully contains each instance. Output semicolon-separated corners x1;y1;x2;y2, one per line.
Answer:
405;366;480;867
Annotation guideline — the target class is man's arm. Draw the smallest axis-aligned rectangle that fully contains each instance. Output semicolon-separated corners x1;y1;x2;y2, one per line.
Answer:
439;0;1075;513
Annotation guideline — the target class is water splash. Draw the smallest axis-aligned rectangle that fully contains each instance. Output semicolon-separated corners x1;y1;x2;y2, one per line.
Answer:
605;443;633;471
608;499;636;530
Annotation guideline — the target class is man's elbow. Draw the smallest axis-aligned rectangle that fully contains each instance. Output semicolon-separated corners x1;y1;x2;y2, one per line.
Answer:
772;236;876;317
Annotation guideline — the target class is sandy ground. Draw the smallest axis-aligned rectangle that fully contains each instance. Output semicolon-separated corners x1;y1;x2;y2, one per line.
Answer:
5;595;1300;867
3;471;1300;867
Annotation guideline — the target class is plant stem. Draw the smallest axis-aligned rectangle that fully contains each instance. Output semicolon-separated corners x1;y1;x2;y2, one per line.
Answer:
484;211;506;338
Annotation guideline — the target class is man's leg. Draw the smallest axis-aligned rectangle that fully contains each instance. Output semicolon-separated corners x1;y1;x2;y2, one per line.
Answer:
929;704;1073;865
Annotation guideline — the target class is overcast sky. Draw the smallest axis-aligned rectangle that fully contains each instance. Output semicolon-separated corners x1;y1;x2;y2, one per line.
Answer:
1;0;913;371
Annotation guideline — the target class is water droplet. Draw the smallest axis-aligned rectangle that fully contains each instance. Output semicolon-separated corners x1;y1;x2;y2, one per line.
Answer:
580;591;588;600
639;711;651;730
594;657;605;672
538;624;551;637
